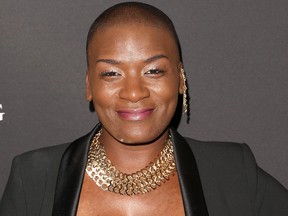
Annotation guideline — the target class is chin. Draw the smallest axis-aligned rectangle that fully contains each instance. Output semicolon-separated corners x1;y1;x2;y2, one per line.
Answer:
116;127;167;145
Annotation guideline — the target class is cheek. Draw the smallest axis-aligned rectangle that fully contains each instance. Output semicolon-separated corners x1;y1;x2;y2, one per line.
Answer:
90;81;119;112
154;79;179;105
149;81;179;133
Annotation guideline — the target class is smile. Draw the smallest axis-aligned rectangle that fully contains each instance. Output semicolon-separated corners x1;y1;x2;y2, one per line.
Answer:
116;108;154;121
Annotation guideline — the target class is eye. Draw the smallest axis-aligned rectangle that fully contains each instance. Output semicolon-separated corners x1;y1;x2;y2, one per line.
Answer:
145;68;165;77
99;71;121;77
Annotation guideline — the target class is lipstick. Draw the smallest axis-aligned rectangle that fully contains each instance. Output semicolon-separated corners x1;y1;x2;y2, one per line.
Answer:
116;108;154;121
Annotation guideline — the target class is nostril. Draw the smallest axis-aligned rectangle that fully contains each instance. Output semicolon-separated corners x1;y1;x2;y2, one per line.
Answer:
119;81;150;102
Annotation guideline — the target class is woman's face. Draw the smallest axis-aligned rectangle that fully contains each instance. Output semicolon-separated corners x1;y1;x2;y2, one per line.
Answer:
86;23;184;144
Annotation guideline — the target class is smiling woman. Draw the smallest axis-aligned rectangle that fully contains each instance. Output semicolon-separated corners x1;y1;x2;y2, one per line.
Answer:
86;23;182;145
0;2;288;216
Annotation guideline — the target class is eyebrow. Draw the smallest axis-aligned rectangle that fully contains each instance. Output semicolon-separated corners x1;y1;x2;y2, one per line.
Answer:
144;54;169;63
95;54;168;65
96;59;121;65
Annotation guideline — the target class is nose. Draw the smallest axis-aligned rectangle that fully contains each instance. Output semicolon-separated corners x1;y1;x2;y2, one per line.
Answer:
119;76;150;103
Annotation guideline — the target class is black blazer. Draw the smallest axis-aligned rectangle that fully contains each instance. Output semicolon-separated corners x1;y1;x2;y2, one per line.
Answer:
1;124;288;216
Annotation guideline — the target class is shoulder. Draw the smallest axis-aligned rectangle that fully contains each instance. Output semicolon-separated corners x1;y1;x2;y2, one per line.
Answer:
183;137;254;165
0;143;72;215
15;143;70;161
13;143;70;171
184;136;246;151
183;137;258;182
182;137;259;194
182;137;288;211
8;143;71;198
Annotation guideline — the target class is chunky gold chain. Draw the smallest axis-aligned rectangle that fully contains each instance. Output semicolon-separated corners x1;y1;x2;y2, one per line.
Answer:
86;129;176;196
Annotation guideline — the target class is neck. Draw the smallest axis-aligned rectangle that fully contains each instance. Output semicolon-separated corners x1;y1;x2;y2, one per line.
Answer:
99;129;169;173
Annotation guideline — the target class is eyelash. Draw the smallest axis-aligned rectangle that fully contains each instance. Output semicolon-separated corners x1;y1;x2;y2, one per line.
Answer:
99;68;165;77
99;71;120;77
145;68;165;75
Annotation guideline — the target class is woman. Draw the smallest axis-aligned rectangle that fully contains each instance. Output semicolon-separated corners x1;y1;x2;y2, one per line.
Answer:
1;2;288;216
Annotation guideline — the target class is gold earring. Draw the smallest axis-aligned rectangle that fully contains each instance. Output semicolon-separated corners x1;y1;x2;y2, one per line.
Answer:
181;68;188;114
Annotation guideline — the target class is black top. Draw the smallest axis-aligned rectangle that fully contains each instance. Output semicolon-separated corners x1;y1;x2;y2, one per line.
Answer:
1;124;288;215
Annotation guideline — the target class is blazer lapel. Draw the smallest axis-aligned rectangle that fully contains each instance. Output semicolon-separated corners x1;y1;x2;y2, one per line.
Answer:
170;128;209;216
52;124;101;216
52;125;208;216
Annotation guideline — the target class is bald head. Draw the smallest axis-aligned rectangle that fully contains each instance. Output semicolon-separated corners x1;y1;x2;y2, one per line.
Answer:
86;2;182;66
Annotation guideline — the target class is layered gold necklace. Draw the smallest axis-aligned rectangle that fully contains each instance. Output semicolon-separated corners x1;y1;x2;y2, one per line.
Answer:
85;129;176;196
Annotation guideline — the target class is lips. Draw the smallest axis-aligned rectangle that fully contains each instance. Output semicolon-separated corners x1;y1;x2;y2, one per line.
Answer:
116;108;154;121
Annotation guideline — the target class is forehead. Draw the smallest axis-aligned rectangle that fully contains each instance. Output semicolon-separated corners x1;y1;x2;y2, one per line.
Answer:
88;23;179;63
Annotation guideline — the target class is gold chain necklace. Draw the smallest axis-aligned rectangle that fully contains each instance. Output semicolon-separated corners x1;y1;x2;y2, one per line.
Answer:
85;129;176;196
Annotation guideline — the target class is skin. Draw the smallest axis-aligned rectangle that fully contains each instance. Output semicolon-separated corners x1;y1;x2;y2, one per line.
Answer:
78;23;185;215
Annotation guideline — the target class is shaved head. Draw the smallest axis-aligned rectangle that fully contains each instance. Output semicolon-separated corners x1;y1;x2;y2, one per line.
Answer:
86;2;182;66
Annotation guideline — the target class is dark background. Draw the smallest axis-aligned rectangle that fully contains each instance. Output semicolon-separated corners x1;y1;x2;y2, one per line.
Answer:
1;0;287;197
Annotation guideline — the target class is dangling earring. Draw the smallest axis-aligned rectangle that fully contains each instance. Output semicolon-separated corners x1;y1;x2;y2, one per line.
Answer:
181;68;188;114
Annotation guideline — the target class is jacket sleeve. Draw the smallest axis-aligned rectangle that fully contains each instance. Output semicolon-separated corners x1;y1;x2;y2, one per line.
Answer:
241;144;288;215
0;156;27;216
255;168;288;215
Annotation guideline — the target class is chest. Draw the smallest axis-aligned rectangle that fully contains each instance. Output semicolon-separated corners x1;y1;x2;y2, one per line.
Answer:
77;173;185;216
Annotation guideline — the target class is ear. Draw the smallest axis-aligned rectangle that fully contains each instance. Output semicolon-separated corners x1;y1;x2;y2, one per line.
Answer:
86;70;93;102
178;62;185;94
